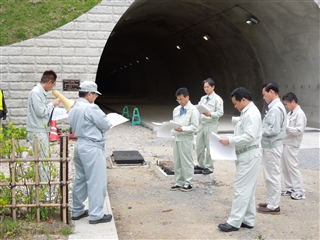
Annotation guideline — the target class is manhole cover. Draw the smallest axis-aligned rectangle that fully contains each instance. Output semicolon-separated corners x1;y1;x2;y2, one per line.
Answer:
112;150;145;164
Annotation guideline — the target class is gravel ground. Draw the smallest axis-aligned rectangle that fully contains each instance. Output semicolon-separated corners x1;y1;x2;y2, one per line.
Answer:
105;122;319;240
2;121;318;239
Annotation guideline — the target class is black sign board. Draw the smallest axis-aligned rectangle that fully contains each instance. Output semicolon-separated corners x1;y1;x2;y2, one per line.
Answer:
63;80;80;91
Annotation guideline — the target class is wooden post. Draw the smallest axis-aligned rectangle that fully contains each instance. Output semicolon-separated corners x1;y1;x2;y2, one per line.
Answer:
11;138;16;221
61;136;68;224
34;137;41;223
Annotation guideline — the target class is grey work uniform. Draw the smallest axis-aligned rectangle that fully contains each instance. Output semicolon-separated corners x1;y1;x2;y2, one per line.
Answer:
26;83;54;181
261;98;287;210
172;101;199;187
68;98;112;221
196;92;224;171
281;105;307;195
227;101;262;228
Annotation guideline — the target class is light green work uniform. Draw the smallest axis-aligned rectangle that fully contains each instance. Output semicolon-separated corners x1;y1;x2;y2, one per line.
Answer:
196;92;223;171
227;101;262;228
172;101;199;187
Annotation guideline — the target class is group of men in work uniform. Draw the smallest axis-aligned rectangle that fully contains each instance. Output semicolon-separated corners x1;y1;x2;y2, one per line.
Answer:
169;79;307;232
18;69;307;227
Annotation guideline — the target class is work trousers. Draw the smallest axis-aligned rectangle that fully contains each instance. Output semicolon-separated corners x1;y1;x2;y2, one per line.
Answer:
173;140;194;187
262;146;283;210
227;149;261;228
281;144;305;194
196;124;216;171
72;142;107;221
27;131;50;182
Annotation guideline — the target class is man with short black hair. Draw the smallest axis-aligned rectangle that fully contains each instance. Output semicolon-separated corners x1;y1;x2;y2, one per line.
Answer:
68;81;113;224
170;87;199;192
218;87;262;232
195;78;224;175
281;92;307;200
27;70;61;181
258;82;286;215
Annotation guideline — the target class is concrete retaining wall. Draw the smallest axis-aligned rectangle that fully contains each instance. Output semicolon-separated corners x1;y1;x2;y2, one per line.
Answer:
0;0;133;126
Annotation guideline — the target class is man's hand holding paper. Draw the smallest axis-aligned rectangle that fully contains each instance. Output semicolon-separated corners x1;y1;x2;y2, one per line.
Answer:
209;132;237;160
153;121;182;138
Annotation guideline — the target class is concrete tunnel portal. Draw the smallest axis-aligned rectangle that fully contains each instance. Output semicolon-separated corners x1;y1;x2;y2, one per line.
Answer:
95;0;319;128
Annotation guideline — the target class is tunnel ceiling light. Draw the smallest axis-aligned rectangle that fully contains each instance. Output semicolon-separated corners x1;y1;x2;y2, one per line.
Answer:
145;57;149;60
136;60;139;63
246;16;259;25
203;34;211;41
176;45;181;50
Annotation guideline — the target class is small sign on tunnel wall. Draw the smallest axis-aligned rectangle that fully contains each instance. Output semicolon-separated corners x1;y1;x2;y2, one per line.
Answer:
63;79;80;91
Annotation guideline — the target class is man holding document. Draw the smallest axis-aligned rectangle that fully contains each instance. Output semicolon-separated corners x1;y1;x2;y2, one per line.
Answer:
170;87;199;192
68;81;113;224
218;87;262;232
195;78;224;175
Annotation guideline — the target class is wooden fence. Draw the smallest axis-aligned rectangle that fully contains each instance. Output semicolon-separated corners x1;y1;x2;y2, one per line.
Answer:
0;136;69;224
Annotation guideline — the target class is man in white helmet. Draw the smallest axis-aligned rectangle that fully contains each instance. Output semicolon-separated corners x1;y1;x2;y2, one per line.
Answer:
68;81;113;224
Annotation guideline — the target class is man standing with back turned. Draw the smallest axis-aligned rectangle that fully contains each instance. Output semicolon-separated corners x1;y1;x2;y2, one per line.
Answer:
68;81;113;224
218;87;262;232
258;82;286;215
195;78;224;175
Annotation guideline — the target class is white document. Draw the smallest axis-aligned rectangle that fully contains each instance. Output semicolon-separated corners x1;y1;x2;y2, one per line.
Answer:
232;116;240;126
152;122;163;126
52;108;68;120
156;121;182;138
106;113;129;128
195;104;210;113
209;132;237;161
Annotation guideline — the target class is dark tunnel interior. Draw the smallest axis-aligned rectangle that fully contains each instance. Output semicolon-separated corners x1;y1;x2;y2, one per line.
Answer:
95;0;319;127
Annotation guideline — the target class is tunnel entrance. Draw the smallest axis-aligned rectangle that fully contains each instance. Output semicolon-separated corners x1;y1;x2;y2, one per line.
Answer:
96;0;319;127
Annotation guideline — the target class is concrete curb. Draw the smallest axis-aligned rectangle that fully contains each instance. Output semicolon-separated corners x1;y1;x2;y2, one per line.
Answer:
68;192;118;239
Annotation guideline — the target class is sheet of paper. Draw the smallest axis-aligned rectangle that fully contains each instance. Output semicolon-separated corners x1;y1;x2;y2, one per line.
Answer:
106;113;129;128
152;122;163;126
156;121;182;138
232;116;240;126
209;132;237;161
52;108;68;120
195;104;210;113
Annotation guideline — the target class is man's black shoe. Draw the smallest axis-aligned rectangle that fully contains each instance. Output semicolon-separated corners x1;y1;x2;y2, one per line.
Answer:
241;223;254;229
72;210;89;220
181;184;193;192
194;165;204;170
170;185;182;191
202;168;213;175
218;222;239;232
89;214;112;224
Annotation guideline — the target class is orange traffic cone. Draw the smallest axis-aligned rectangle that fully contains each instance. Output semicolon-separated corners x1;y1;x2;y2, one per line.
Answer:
49;120;59;142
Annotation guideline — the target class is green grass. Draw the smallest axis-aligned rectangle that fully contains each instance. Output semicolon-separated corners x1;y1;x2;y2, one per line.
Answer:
0;0;102;46
0;215;74;239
